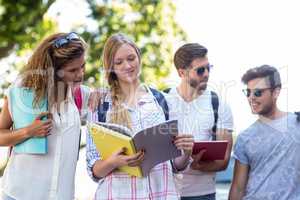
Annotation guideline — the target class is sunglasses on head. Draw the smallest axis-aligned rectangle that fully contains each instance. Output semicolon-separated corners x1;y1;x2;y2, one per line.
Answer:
242;88;273;97
53;32;80;48
194;64;213;76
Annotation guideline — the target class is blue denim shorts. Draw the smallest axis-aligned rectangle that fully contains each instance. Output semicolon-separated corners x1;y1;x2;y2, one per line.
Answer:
181;193;216;200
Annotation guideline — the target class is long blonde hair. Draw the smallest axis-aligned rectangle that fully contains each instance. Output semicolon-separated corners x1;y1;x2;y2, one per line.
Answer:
21;32;87;109
102;33;141;129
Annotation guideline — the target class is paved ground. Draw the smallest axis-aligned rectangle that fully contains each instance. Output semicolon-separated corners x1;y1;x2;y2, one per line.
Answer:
216;183;231;200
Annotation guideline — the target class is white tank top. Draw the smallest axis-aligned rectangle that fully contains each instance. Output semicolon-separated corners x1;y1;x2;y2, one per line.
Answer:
2;87;81;200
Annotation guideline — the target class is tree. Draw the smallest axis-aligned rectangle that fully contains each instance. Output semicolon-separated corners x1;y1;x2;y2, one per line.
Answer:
0;0;56;108
0;0;186;174
0;0;56;59
0;1;56;175
82;0;186;88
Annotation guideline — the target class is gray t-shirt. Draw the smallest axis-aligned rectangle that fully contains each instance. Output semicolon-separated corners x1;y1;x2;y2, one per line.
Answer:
233;113;300;200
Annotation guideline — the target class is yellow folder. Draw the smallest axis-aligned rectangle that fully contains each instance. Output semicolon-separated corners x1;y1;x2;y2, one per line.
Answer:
88;123;142;177
88;120;180;177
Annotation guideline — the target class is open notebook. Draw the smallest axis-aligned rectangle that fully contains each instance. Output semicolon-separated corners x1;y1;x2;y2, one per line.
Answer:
88;119;181;177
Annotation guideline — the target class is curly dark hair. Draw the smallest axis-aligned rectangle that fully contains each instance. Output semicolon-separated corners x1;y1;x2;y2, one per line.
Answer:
241;65;281;88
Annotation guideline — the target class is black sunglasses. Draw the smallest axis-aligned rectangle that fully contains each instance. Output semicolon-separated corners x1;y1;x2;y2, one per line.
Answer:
53;32;80;48
194;64;213;76
242;88;273;97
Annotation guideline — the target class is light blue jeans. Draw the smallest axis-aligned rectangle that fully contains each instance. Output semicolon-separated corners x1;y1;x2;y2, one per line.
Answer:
181;193;216;200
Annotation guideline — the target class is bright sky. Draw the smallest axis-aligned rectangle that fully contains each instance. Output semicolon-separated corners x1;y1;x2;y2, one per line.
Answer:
1;0;299;198
174;0;300;132
42;0;300;132
0;0;297;132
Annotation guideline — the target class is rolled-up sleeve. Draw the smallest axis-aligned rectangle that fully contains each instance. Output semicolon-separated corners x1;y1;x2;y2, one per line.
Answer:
86;112;102;182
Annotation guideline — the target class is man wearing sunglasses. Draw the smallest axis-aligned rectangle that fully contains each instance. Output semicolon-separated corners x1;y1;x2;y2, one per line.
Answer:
166;43;233;200
229;65;300;200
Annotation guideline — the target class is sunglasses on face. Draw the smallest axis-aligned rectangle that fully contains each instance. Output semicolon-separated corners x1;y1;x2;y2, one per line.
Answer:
53;32;80;48
194;64;213;76
242;88;273;97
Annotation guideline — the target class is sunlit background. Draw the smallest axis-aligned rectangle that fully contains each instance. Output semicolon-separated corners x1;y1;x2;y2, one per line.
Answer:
1;0;299;199
46;0;300;133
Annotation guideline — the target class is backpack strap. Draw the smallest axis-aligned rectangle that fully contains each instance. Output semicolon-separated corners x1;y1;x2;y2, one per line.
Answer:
97;101;110;122
164;88;219;140
96;88;169;122
74;86;83;161
295;112;300;122
163;88;171;93
74;86;83;114
150;88;169;121
211;91;219;141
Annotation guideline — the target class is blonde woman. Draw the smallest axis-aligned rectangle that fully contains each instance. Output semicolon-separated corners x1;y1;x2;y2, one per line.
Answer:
86;33;194;199
0;32;89;200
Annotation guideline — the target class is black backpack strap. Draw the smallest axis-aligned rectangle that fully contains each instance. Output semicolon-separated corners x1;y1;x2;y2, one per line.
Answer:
150;88;169;121
97;88;169;122
97;101;109;122
211;91;219;140
163;88;171;93
295;112;300;122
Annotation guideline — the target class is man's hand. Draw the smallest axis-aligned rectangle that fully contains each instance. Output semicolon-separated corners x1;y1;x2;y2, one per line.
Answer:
190;149;207;170
191;129;233;172
173;134;194;155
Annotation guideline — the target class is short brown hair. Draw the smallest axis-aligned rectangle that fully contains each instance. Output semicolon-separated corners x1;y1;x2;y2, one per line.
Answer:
241;65;281;88
174;43;207;70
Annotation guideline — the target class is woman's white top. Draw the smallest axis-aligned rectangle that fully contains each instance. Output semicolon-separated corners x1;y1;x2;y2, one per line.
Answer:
2;87;82;200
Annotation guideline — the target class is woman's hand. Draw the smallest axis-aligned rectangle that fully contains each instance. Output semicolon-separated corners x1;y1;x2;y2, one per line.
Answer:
173;134;194;156
108;148;145;168
25;112;53;138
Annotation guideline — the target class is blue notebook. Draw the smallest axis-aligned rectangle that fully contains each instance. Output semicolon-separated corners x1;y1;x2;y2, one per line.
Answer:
10;87;48;154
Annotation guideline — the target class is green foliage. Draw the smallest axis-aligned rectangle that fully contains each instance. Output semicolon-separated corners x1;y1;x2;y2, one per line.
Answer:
82;0;186;88
0;0;186;107
0;0;56;113
0;0;56;59
0;0;186;176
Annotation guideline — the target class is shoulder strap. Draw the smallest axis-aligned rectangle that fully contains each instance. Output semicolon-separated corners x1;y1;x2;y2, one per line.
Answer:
74;86;83;114
295;112;300;122
150;88;169;121
97;88;169;122
211;91;219;140
97;101;109;122
163;88;171;93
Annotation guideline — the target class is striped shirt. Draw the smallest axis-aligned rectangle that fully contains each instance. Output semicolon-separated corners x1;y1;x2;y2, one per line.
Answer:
86;87;179;200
